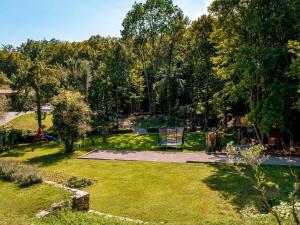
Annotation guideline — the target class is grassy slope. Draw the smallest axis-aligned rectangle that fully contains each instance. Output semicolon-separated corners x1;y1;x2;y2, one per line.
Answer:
0;181;134;225
1;145;292;225
0;181;69;225
7;113;53;131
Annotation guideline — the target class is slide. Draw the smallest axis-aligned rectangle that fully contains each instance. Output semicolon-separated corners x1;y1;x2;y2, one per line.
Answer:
44;133;60;143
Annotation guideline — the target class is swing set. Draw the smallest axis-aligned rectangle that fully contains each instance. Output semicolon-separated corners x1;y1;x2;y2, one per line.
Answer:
32;128;60;151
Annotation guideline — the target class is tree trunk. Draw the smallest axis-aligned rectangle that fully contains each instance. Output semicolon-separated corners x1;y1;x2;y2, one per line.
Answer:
204;77;209;132
102;128;108;144
140;47;152;113
254;124;263;144
64;139;74;153
224;100;228;130
36;89;42;129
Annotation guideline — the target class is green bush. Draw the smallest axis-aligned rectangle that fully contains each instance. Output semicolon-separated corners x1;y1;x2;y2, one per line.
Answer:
0;160;42;187
0;160;20;181
66;176;93;189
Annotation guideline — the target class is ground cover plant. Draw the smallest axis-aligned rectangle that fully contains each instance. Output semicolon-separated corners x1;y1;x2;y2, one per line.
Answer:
66;176;94;189
0;160;42;186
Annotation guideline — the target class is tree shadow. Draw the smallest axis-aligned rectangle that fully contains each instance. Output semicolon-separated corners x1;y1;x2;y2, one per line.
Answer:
203;164;300;212
0;143;61;158
26;151;74;167
0;145;31;157
78;132;207;153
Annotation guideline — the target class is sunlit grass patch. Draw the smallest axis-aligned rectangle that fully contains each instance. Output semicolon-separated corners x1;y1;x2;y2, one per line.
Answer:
7;113;53;131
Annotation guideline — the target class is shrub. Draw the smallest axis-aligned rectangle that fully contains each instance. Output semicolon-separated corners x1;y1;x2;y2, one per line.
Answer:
0;160;21;181
0;160;42;187
66;176;93;189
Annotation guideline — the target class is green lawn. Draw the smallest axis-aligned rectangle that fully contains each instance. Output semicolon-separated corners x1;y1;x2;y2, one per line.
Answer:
0;181;69;225
94;132;207;152
5;113;235;152
83;131;235;152
0;181;135;225
1;144;293;224
7;113;53;131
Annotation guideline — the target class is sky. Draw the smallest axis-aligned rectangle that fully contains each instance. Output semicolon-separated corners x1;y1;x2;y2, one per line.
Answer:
0;0;212;46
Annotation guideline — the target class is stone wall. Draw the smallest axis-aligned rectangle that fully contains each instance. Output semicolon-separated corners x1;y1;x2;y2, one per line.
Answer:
44;180;89;211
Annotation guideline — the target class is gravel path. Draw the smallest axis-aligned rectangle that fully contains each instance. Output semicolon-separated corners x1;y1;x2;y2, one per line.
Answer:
0;111;34;126
79;150;300;166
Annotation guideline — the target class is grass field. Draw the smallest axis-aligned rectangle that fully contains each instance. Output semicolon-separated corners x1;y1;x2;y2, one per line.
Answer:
0;181;70;225
0;115;290;225
79;132;235;152
1;143;295;224
0;181;134;225
96;132;207;152
7;113;53;131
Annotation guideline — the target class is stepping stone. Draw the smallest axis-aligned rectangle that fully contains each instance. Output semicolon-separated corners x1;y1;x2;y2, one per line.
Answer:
36;210;50;219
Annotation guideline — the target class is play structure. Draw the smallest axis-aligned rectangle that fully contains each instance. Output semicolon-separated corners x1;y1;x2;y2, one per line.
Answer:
158;127;184;147
32;128;59;147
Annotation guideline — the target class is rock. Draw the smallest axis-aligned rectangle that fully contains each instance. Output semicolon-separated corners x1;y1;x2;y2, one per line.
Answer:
50;201;65;211
36;210;50;219
72;191;89;211
45;180;90;211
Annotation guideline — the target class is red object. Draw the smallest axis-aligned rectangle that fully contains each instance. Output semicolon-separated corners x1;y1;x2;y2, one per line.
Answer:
32;128;49;144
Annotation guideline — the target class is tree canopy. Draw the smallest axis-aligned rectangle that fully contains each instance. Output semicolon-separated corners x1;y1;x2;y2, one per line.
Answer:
0;0;299;143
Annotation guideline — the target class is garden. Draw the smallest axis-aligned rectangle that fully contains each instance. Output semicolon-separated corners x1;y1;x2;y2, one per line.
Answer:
1;0;300;224
1;141;299;225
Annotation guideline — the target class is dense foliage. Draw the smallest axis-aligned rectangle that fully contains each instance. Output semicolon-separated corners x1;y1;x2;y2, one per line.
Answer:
0;0;299;143
51;91;91;152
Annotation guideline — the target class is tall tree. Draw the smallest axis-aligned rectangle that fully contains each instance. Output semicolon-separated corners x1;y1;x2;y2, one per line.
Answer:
210;0;299;141
122;0;188;113
13;59;66;129
186;15;216;130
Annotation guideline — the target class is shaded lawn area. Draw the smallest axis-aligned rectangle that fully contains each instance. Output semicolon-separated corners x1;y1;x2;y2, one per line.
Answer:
93;131;235;152
0;181;70;225
6;113;53;131
1;145;296;224
94;132;207;152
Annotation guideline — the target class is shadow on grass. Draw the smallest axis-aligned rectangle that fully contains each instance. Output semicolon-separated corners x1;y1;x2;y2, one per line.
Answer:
80;132;207;152
0;145;31;157
203;164;300;212
27;151;74;167
0;143;60;158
